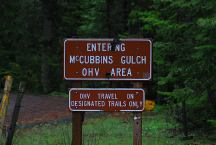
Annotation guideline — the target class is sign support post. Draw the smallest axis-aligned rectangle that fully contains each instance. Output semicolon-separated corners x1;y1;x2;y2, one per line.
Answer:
133;82;143;145
71;81;84;145
72;112;84;145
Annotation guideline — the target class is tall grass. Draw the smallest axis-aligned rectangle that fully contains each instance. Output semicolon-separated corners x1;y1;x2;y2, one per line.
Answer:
3;106;214;145
0;136;5;145
13;123;71;145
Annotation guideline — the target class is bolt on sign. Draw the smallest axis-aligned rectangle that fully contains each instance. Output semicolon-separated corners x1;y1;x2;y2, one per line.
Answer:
64;39;152;80
69;88;145;111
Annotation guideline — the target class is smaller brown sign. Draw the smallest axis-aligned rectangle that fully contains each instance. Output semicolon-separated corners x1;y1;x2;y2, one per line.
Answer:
69;88;145;112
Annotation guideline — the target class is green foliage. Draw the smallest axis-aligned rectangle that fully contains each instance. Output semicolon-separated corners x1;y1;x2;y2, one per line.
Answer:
0;136;5;145
13;124;72;145
120;0;214;130
49;91;68;98
207;119;216;128
77;0;106;37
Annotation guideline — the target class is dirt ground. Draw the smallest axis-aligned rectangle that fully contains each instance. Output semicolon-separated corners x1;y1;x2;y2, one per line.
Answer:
5;93;71;128
3;93;136;129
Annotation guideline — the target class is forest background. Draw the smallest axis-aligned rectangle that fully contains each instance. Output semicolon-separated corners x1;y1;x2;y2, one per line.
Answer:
0;0;216;131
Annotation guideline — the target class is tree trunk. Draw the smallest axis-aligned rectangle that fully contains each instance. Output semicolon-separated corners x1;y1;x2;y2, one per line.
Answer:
123;0;131;32
40;0;56;93
106;0;112;37
182;100;188;137
207;88;216;116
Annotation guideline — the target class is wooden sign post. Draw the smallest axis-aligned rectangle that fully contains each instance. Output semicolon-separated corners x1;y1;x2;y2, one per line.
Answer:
71;81;84;145
72;111;84;145
63;38;152;145
133;82;143;145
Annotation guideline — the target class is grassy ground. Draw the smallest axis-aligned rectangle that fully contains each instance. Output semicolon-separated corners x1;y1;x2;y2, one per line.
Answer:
0;106;215;145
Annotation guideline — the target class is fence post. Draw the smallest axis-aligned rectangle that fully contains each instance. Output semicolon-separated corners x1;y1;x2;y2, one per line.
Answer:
0;75;13;137
5;82;25;145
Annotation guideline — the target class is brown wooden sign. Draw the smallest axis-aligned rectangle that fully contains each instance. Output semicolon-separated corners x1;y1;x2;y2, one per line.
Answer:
69;88;145;112
64;39;152;80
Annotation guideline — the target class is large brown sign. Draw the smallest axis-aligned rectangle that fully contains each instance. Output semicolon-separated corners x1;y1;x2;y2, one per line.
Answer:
69;88;145;111
64;39;152;80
